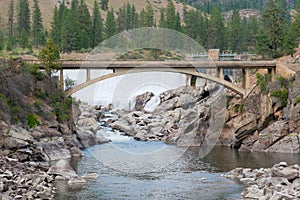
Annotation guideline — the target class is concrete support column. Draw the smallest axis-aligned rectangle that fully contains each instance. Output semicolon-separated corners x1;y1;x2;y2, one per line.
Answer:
86;69;91;81
60;69;64;90
217;67;224;79
191;76;196;88
268;67;276;82
186;75;192;86
242;68;250;89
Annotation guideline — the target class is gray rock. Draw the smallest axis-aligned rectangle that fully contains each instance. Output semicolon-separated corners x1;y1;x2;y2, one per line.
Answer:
39;142;71;161
47;159;77;179
81;173;99;180
4;137;29;149
77;117;99;134
134;92;154;111
68;176;86;187
226;168;244;179
77;130;97;148
272;167;299;181
279;162;288;167
95;135;111;144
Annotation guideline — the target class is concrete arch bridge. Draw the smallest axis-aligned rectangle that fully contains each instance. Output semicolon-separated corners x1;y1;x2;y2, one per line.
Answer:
25;60;277;98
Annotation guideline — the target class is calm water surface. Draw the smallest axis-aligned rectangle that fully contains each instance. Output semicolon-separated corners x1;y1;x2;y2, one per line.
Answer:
54;133;300;200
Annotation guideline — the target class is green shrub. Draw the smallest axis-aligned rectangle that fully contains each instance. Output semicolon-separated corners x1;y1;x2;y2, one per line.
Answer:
277;76;287;88
52;95;73;121
0;93;9;105
34;100;42;108
271;89;288;107
27;113;40;128
256;73;268;93
233;104;244;113
295;95;300;105
26;64;44;80
35;90;48;100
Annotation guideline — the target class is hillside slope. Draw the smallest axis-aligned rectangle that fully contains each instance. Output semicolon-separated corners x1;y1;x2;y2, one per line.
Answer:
0;0;194;30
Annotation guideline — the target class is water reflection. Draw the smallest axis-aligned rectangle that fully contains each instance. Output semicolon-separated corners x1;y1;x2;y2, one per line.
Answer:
55;144;300;200
203;146;300;171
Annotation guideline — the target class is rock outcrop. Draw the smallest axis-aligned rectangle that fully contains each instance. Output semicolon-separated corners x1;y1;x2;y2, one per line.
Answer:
0;59;106;199
225;71;300;153
110;85;224;146
226;162;300;199
75;102;111;148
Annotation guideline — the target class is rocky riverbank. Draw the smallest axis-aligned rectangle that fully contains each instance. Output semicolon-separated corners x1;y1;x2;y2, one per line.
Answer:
226;162;300;199
0;58;111;199
0;101;109;199
107;85;225;146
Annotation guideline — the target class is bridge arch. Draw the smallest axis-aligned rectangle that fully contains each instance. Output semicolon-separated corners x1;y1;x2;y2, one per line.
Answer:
65;68;246;97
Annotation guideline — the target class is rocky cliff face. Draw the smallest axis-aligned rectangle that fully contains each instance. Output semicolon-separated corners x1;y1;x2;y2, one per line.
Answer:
225;71;300;153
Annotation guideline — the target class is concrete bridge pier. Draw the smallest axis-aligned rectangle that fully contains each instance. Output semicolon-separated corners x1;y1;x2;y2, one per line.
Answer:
268;68;276;82
60;69;64;90
217;68;224;79
186;75;197;88
86;69;91;81
242;68;250;89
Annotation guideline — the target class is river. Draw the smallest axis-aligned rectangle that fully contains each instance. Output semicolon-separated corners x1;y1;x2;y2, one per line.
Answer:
54;129;300;200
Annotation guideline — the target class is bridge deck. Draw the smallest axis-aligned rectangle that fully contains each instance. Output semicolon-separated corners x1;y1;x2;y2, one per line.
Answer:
25;60;277;70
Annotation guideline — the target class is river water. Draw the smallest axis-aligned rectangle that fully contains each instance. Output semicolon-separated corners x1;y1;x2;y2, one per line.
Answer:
54;129;300;200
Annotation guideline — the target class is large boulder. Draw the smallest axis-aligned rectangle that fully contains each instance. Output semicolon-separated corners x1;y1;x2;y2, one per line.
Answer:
47;159;77;179
77;130;97;148
38;142;71;161
134;92;154;111
77;117;99;134
1;126;33;149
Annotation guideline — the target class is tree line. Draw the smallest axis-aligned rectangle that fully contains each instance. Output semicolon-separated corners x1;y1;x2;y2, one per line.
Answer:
1;0;300;59
181;0;300;13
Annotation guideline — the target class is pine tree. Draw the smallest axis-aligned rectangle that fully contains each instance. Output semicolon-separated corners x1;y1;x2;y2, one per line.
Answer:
7;0;14;37
91;0;103;48
207;7;225;50
139;8;147;27
175;12;181;32
0;16;4;51
117;5;126;31
50;6;61;44
126;3;132;29
165;0;176;29
146;3;154;27
159;8;166;27
228;10;242;52
38;38;61;93
71;0;79;11
255;0;287;58
17;0;31;35
61;10;77;52
105;8;117;39
101;0;109;11
76;0;92;49
131;5;138;29
246;17;259;51
283;11;300;56
32;0;44;48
